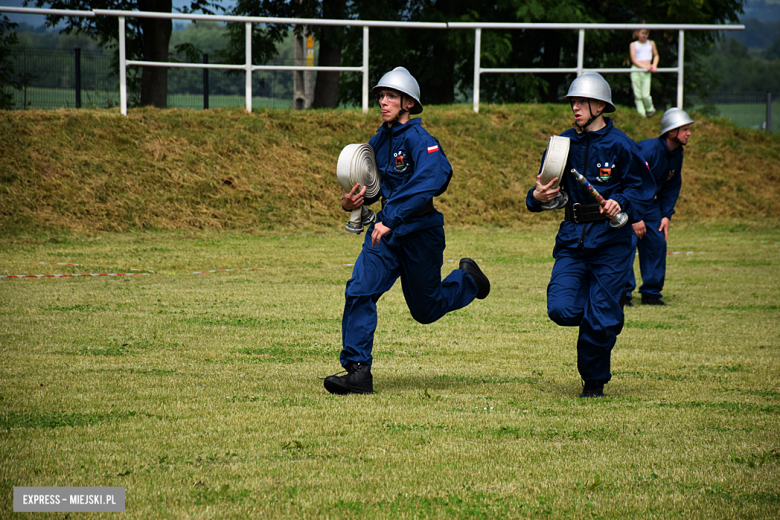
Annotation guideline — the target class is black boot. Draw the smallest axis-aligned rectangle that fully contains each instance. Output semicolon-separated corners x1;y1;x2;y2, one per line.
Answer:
580;381;605;398
641;295;666;306
459;258;490;299
324;362;373;395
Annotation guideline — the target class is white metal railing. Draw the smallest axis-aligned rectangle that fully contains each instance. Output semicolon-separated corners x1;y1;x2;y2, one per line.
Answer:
0;7;744;115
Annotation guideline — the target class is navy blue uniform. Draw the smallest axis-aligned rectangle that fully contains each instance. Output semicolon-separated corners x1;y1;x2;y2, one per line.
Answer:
527;119;655;384
340;119;479;367
625;137;683;300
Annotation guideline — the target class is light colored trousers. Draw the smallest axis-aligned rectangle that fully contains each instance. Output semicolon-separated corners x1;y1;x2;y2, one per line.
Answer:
631;65;655;116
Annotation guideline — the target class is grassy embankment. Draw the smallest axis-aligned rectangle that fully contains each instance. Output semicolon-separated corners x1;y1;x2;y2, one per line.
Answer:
1;104;779;236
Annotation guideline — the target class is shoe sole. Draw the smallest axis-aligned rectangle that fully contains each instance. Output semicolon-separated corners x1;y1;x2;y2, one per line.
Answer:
324;378;373;395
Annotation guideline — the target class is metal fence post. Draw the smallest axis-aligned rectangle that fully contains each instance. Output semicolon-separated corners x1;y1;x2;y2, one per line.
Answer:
362;26;369;115
245;22;252;113
74;48;81;109
119;17;127;115
473;28;481;113
677;30;684;109
203;53;209;110
768;92;772;132
577;29;584;76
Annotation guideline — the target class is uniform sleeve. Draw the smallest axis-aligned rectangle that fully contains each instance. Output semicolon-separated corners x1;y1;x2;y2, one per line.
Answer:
657;159;682;220
380;131;452;231
526;150;546;212
611;142;655;222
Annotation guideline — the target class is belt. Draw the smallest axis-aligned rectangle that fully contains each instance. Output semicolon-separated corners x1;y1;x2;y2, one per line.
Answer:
382;198;436;217
564;203;608;224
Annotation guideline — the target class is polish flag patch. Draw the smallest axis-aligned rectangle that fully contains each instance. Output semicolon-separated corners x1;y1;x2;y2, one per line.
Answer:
427;145;439;154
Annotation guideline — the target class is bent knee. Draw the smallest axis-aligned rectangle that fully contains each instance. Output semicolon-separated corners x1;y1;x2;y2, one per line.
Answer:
548;305;580;326
410;310;438;325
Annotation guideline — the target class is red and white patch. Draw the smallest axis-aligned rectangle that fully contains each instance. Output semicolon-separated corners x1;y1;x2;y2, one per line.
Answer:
427;145;439;154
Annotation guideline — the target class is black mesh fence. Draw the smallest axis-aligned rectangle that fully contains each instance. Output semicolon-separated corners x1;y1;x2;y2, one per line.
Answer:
10;47;119;109
7;46;296;111
5;46;778;132
690;91;779;132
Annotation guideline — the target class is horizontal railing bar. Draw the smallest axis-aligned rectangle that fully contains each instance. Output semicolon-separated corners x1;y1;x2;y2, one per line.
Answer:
92;9;448;28
450;22;745;31
127;61;246;70
126;60;363;73
481;67;679;74
0;6;94;17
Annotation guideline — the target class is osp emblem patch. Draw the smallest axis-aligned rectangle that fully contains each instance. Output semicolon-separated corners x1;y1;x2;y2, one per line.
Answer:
598;163;612;183
394;150;409;172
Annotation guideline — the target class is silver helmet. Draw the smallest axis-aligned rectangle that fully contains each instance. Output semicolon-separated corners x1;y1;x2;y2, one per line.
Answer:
372;66;422;114
564;72;615;113
660;108;694;136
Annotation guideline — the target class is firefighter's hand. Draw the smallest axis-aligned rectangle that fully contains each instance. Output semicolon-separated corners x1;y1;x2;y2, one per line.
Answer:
633;220;646;239
600;199;622;219
533;173;560;203
659;217;670;240
342;183;366;210
371;222;392;247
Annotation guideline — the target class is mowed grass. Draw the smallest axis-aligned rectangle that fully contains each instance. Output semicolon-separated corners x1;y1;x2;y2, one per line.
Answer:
0;222;779;519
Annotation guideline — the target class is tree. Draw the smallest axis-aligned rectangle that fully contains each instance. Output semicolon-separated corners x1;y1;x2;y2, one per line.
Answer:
0;16;20;109
338;0;746;110
25;0;224;108
222;0;347;109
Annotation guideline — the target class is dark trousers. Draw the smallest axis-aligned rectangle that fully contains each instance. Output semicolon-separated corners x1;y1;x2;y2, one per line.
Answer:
547;241;633;383
625;203;667;299
341;225;478;366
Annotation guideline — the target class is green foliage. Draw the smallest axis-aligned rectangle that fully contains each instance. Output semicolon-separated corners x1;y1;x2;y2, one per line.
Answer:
0;16;19;109
701;37;780;93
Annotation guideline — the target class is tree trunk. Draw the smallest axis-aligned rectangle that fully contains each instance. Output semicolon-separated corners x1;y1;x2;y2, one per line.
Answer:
426;0;458;105
312;0;346;109
540;31;563;104
138;0;172;108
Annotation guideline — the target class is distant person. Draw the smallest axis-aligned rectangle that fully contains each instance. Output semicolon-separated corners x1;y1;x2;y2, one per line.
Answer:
528;72;655;398
630;26;659;117
324;66;490;395
624;108;694;306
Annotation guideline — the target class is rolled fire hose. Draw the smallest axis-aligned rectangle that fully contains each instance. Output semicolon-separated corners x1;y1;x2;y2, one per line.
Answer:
539;135;571;210
336;143;381;233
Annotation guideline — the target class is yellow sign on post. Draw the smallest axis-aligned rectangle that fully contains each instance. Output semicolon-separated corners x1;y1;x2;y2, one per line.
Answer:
306;36;314;67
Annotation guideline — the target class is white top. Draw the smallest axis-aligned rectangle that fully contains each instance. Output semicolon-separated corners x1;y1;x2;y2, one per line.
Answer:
634;40;653;61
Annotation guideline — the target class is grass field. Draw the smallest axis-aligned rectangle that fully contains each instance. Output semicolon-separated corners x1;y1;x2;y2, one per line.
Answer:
715;102;780;133
1;222;779;518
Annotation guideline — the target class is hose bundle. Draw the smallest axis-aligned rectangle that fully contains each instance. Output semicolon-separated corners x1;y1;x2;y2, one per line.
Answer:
336;144;381;233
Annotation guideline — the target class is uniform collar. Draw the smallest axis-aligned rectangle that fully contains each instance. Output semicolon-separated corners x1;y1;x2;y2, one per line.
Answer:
377;117;421;136
571;117;614;140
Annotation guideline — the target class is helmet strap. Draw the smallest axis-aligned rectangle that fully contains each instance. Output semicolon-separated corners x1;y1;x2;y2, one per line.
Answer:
394;94;407;122
669;129;686;147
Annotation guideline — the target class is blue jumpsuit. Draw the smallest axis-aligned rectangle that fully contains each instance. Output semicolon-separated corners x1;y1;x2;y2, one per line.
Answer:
625;137;683;300
340;118;479;367
526;119;655;384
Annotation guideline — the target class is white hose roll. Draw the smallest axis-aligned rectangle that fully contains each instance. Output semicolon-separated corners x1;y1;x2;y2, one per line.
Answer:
539;135;571;189
336;143;381;199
